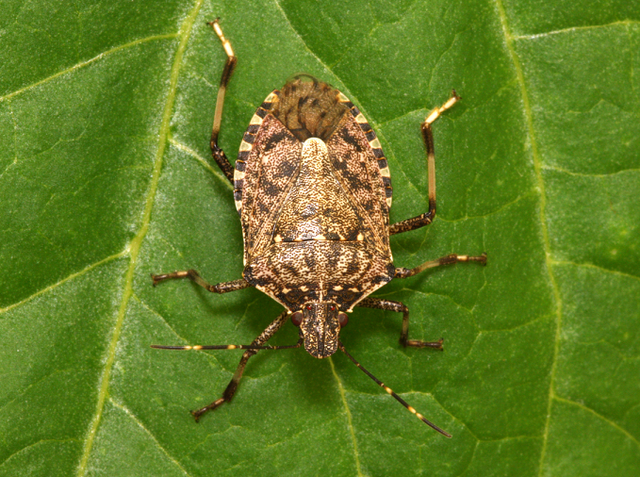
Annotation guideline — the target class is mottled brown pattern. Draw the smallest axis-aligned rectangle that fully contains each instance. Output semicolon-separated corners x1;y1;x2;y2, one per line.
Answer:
235;79;404;360
274;138;362;242
240;114;302;264
271;78;349;141
327;115;391;257
243;241;392;312
238;81;395;313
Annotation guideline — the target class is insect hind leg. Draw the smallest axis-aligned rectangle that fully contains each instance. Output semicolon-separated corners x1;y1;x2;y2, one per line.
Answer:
208;18;237;183
389;91;460;236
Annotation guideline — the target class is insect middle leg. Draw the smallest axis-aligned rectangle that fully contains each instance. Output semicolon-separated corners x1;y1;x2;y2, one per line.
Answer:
389;91;459;236
359;253;486;348
394;252;487;280
152;269;251;294
208;19;237;184
357;297;444;349
191;310;290;421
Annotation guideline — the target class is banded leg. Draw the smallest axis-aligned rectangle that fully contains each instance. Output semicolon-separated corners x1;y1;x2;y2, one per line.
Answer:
191;310;291;420
208;19;237;183
152;311;294;421
152;268;251;294
358;297;443;349
394;252;487;279
389;91;460;236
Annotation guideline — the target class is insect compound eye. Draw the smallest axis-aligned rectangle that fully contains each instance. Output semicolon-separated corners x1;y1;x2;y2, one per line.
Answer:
329;305;336;312
306;305;312;311
291;311;303;327
338;312;348;328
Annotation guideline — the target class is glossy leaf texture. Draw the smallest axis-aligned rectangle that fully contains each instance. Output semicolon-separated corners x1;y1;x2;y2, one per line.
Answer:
1;1;639;476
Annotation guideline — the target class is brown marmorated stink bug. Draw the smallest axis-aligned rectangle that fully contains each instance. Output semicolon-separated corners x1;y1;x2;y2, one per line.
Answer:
151;19;486;438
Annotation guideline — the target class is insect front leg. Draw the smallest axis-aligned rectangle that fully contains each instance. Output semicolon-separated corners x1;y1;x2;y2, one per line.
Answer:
189;310;290;421
389;91;459;235
357;297;444;349
208;19;237;183
152;270;251;294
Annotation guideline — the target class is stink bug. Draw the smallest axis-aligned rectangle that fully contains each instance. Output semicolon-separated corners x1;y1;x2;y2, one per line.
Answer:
151;19;486;437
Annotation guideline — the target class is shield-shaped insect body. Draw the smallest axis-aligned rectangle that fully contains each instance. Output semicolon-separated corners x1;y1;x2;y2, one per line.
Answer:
236;78;396;358
151;19;486;437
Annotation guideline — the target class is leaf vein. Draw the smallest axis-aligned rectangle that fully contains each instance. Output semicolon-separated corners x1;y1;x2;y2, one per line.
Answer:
0;251;128;315
554;396;640;448
0;33;178;103
168;138;233;191
550;259;640;282
109;398;192;476
456;440;479;477
74;1;204;474
541;163;640;179
492;1;564;476
328;357;365;477
0;439;78;470
512;19;640;41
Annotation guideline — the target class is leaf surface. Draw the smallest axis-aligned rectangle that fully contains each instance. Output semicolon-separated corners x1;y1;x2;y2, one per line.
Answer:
1;1;639;476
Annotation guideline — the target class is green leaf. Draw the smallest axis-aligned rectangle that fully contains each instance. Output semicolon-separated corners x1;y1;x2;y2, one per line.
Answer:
1;0;639;476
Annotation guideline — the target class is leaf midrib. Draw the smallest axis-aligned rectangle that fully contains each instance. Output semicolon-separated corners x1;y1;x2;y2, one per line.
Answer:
492;0;563;474
74;1;204;475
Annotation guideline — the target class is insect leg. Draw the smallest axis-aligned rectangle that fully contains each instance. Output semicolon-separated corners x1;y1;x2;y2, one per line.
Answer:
338;341;451;437
394;252;487;280
152;270;251;294
357;297;444;349
188;310;291;421
151;341;302;351
208;18;237;183
389;91;460;236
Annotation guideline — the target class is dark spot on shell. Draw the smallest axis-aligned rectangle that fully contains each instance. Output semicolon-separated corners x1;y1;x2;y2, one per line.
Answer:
338;127;363;151
263;130;289;153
